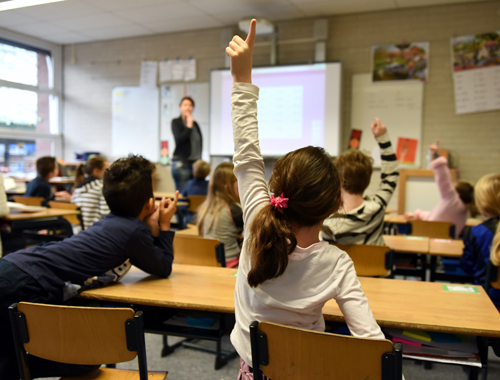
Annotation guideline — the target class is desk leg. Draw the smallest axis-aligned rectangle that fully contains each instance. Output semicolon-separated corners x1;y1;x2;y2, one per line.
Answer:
478;336;488;380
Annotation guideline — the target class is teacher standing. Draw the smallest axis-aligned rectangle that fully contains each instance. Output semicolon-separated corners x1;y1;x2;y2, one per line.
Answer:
171;96;203;192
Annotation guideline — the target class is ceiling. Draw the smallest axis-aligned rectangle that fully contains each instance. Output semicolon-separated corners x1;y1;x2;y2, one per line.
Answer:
0;0;489;45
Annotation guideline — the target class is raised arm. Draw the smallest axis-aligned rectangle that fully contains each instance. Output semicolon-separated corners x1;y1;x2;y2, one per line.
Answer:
372;118;399;208
226;20;269;227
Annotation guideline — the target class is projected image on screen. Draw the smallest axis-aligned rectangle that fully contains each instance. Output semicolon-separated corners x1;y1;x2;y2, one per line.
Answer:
210;63;341;157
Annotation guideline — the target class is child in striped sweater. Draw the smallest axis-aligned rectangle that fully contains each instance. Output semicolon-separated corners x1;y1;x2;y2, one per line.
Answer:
322;120;399;245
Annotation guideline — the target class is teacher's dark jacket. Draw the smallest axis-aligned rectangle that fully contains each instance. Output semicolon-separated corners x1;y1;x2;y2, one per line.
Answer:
171;116;202;160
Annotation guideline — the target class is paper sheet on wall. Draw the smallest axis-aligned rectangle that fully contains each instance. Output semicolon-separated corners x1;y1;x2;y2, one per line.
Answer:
140;61;158;88
171;61;184;81
451;31;500;115
159;61;172;82
184;59;196;81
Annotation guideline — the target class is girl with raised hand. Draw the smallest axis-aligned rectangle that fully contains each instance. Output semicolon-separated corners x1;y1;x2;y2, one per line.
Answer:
226;20;384;379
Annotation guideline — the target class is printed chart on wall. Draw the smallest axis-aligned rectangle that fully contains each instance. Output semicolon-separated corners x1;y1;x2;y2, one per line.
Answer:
451;31;500;115
351;73;424;167
160;83;209;162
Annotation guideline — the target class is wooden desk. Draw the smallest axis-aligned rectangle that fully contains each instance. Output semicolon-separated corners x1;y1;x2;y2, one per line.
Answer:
11;176;75;185
382;235;429;253
6;187;26;195
429;238;464;258
384;215;481;228
80;265;500;338
154;192;186;200
3;208;80;221
175;226;199;237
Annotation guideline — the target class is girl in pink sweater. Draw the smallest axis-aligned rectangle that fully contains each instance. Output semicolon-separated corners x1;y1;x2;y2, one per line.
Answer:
405;142;475;238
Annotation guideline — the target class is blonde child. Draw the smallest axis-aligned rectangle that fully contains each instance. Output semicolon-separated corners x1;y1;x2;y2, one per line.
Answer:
71;156;110;230
182;159;210;197
197;162;242;268
226;20;384;379
405;142;476;238
460;173;500;308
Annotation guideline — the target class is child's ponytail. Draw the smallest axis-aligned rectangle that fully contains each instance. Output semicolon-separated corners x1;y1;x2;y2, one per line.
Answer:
247;204;297;287
246;146;342;287
74;163;86;188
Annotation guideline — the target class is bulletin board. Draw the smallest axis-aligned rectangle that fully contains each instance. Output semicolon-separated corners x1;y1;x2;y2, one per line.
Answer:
350;73;424;167
160;82;210;161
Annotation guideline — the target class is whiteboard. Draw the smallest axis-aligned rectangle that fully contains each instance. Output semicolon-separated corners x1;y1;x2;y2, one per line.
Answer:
351;74;424;167
112;87;159;162
160;82;209;161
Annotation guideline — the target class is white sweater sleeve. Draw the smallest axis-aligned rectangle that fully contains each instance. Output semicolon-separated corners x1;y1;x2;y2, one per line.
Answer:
334;256;385;339
231;83;269;230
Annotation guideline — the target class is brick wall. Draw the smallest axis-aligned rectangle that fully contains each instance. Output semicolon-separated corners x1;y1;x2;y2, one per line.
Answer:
63;1;500;183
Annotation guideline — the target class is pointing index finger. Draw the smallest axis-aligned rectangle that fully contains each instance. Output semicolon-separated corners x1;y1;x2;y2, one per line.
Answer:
245;19;257;48
173;190;179;206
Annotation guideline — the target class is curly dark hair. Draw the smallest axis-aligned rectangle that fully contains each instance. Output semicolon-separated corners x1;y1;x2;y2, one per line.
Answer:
103;155;156;217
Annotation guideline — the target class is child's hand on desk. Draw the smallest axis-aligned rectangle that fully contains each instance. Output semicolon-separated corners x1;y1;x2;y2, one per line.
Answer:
371;117;387;138
226;19;256;84
159;191;179;231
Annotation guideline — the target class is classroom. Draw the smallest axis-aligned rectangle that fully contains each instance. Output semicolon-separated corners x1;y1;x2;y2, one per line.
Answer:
0;0;500;379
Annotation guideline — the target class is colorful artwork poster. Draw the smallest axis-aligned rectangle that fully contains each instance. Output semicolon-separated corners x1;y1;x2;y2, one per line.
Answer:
396;137;418;165
451;31;500;72
372;42;429;82
348;129;362;150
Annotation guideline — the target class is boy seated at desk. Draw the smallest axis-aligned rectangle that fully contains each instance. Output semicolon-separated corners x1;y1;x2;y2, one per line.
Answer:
24;156;70;207
0;154;178;380
322;118;399;245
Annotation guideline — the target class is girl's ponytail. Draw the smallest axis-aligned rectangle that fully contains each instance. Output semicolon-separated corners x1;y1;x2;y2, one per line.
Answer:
74;163;86;188
247;205;297;287
246;146;341;288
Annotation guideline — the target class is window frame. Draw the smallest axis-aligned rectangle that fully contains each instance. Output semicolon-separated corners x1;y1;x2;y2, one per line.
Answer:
0;27;62;162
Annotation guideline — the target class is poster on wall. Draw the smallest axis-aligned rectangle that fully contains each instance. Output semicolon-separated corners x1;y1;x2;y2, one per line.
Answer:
451;31;500;115
372;42;429;82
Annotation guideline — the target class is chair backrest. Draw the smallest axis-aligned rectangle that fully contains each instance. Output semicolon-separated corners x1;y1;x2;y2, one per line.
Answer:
485;260;500;292
173;235;225;267
187;195;207;213
9;302;149;380
334;244;394;277
250;321;402;380
13;196;44;206
407;220;455;239
48;201;81;226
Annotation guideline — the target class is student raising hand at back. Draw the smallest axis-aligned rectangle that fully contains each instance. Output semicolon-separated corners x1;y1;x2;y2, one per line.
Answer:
226;20;384;380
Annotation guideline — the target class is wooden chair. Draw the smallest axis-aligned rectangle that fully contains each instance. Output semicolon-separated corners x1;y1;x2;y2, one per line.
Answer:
406;220;455;239
250;321;402;380
13;196;44;207
49;201;82;227
485;260;500;292
334;244;394;278
9;302;167;380
173;235;226;267
186;195;206;213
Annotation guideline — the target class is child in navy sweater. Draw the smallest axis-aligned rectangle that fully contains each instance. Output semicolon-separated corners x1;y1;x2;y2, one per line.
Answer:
0;155;178;380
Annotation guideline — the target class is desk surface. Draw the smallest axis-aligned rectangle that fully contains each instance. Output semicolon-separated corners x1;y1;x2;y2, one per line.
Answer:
11;176;75;184
382;235;429;253
3;208;80;221
429;238;464;257
384;215;481;228
6;187;26;195
154;192;186;200
80;265;500;338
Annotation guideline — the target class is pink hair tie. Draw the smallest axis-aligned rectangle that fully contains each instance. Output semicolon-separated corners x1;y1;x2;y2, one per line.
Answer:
270;193;289;212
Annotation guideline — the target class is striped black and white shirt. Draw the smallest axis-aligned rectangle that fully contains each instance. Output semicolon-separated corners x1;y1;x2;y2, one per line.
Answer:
322;132;399;245
71;177;110;230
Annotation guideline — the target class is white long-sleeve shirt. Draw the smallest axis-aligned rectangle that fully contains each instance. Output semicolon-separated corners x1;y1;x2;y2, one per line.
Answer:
229;82;384;367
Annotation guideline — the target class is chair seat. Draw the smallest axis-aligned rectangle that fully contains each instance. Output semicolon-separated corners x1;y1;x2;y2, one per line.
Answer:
62;368;167;380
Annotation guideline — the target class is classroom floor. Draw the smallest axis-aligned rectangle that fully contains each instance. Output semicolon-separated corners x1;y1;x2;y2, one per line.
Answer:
44;333;500;380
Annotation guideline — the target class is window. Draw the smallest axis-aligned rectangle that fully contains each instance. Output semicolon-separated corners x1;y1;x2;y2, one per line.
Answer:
0;35;61;175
